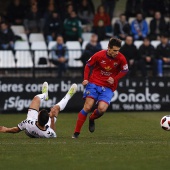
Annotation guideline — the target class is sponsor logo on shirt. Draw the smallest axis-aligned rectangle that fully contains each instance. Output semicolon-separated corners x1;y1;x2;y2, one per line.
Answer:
101;60;106;64
114;62;118;67
101;70;112;76
86;91;90;95
123;64;128;70
104;66;112;71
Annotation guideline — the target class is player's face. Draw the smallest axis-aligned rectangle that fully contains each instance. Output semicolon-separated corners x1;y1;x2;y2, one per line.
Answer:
107;46;120;58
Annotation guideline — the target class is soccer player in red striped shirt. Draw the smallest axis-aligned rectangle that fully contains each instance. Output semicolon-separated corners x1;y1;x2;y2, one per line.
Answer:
72;37;128;138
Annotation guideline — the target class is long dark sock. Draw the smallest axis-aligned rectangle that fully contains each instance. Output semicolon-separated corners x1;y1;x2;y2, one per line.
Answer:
89;109;103;120
74;109;88;133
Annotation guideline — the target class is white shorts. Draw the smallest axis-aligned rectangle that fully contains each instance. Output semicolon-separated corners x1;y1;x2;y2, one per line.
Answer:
27;109;38;120
27;108;57;126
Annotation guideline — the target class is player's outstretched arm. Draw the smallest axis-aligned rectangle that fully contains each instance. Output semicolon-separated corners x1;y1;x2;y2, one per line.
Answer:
0;126;21;133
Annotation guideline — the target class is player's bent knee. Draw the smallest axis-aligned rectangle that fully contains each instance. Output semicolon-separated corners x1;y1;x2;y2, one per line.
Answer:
84;105;92;112
33;96;41;102
98;107;107;114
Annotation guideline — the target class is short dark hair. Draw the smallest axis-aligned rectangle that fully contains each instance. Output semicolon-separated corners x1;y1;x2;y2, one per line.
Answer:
108;37;122;48
143;36;150;41
38;109;49;126
160;33;169;38
97;5;105;13
120;13;126;17
136;12;143;16
0;21;8;26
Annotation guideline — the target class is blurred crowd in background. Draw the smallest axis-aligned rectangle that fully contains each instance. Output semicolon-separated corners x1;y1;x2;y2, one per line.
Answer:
0;0;170;78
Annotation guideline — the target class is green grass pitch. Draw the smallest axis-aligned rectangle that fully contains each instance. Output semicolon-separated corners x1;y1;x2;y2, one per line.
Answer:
0;112;170;170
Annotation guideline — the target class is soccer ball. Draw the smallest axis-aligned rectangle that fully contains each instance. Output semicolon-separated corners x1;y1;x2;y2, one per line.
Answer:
160;115;170;131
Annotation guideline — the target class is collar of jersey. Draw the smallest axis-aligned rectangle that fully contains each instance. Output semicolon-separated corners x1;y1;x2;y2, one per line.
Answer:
35;121;47;131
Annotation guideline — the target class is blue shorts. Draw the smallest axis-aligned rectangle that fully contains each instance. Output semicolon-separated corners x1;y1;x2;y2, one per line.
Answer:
83;83;114;105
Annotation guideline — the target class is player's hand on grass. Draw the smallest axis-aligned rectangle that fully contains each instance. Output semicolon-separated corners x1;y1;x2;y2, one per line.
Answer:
82;80;89;86
0;126;6;132
107;77;114;85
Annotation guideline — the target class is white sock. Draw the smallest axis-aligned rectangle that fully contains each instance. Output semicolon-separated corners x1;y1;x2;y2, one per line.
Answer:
36;94;46;102
56;94;70;111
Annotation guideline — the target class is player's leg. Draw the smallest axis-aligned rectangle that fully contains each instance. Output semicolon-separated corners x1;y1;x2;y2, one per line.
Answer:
46;83;77;127
89;86;113;133
49;83;77;118
72;97;95;138
27;82;48;120
89;101;109;132
72;83;99;138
